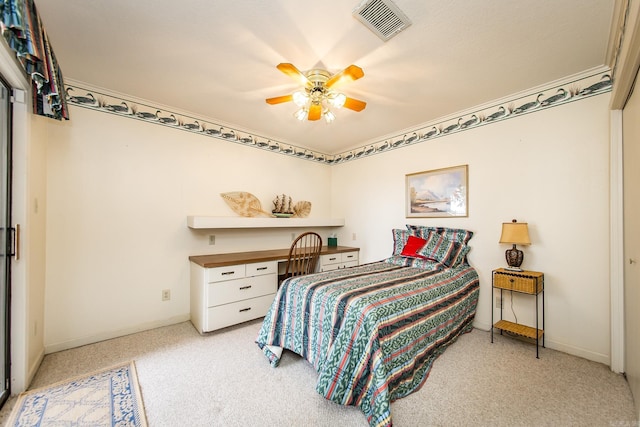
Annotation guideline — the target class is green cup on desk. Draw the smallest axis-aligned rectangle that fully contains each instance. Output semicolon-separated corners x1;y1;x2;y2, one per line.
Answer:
328;237;337;247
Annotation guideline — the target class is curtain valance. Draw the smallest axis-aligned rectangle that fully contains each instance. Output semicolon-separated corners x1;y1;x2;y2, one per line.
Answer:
1;0;68;120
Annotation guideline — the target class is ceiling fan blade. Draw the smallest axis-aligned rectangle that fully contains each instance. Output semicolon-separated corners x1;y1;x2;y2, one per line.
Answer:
343;97;367;112
308;104;322;121
325;65;364;89
266;95;294;105
277;63;310;86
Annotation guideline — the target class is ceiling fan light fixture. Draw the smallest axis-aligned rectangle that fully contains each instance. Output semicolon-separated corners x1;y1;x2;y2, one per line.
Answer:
292;91;309;107
324;110;336;123
294;108;307;121
267;62;367;123
330;93;347;108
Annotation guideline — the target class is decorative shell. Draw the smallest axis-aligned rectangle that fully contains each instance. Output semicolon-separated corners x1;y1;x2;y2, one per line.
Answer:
220;192;273;217
292;201;311;218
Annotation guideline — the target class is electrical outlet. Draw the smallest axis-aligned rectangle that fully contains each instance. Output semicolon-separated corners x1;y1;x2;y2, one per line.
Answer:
495;296;503;309
291;233;295;241
352;233;357;240
208;235;216;245
162;289;171;301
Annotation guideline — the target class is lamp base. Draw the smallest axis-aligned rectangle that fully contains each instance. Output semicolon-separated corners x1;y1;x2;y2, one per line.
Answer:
505;244;524;270
504;266;524;272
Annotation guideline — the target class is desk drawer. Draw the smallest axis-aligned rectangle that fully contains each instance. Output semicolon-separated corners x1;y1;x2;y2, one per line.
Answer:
343;260;358;269
320;251;359;271
205;294;275;331
246;261;277;276
341;252;358;263
322;251;359;264
207;264;246;282
321;253;342;266
321;260;359;272
207;273;276;307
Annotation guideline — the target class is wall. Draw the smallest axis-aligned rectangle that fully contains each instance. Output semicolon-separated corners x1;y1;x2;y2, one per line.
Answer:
44;88;612;365
44;106;333;352
25;115;48;382
332;93;612;364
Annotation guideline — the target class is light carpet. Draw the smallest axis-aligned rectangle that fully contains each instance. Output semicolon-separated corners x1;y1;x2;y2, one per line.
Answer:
5;361;147;427
0;321;637;426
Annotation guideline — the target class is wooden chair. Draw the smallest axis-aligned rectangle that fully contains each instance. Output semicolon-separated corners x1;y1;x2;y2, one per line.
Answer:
280;232;323;286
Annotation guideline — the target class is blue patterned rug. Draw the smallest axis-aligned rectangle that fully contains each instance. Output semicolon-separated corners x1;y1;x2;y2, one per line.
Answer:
6;361;147;426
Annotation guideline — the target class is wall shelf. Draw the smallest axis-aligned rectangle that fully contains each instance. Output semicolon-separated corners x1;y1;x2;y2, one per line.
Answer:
187;216;345;229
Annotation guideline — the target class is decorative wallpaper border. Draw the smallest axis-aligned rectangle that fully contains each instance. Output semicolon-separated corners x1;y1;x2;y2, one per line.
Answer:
65;85;330;162
65;69;612;164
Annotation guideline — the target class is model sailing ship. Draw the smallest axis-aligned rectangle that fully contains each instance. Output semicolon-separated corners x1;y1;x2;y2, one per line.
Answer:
272;194;293;215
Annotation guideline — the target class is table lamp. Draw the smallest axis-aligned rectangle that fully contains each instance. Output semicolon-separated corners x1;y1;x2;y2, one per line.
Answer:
499;219;531;271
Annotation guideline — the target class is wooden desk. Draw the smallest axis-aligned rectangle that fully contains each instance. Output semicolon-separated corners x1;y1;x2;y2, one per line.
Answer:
189;246;359;333
189;245;359;268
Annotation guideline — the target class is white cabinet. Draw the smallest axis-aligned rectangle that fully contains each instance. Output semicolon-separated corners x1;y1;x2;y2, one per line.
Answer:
189;246;359;333
190;260;277;334
319;251;359;272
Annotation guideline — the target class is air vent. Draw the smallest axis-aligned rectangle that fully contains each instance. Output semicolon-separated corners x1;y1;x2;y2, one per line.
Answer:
353;0;412;41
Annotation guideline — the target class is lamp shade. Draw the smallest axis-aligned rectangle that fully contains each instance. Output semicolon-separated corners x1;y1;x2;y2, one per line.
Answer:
499;221;531;245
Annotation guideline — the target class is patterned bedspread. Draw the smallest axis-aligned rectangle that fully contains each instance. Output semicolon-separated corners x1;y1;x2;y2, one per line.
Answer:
256;260;479;427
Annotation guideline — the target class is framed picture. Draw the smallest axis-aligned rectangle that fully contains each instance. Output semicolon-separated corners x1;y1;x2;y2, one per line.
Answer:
406;165;468;218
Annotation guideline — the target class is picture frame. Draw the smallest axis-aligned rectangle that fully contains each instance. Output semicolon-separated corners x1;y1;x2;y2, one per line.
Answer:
406;165;468;218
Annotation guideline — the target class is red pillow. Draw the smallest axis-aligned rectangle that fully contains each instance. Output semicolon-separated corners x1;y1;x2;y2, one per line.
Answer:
400;235;428;259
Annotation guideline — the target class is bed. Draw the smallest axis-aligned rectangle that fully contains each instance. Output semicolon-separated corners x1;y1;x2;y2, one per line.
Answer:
256;226;480;427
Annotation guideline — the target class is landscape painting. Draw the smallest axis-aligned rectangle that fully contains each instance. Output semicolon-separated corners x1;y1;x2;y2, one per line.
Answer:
406;165;468;218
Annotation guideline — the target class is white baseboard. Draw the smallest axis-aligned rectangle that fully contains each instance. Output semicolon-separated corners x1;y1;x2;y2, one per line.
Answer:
543;338;610;366
473;320;492;331
44;314;191;354
19;348;45;394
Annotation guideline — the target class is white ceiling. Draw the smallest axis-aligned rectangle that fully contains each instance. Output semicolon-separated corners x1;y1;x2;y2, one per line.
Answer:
34;0;615;154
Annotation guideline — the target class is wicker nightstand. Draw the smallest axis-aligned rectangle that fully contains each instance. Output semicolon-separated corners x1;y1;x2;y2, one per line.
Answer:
491;268;545;358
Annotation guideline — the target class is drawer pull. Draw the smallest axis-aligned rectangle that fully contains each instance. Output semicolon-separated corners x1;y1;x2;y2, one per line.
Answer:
239;285;252;290
509;279;515;283
239;307;251;313
257;266;267;271
329;257;337;261
221;271;236;276
345;255;354;259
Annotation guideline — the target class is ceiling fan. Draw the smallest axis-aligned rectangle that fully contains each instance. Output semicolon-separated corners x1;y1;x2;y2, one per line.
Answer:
266;63;367;123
